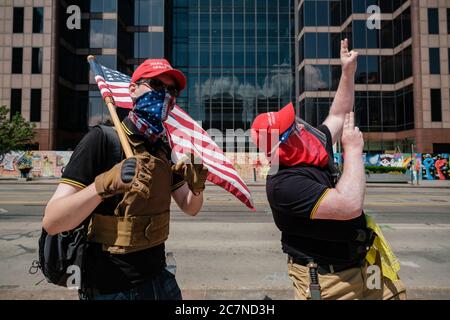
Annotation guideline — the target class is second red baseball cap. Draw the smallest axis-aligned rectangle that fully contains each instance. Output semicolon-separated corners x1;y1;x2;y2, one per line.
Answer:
131;59;187;92
251;102;296;147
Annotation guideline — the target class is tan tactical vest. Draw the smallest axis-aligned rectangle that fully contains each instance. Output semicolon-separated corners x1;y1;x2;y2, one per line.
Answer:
87;133;173;254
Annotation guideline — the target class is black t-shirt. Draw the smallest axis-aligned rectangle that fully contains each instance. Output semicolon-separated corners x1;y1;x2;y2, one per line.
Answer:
266;125;367;265
61;117;185;293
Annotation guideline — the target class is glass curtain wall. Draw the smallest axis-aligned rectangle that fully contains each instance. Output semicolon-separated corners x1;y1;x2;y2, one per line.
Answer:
171;0;296;150
296;0;413;152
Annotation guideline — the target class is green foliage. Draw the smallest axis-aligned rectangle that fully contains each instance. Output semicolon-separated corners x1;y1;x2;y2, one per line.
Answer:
365;166;407;174
0;105;36;160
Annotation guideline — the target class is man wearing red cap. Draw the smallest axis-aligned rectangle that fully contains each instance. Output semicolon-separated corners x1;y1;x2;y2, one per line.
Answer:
43;59;208;300
251;39;406;300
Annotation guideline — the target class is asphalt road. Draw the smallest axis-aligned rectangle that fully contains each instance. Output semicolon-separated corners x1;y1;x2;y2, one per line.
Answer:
0;183;449;300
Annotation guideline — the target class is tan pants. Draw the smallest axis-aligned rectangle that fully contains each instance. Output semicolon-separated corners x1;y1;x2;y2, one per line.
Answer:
287;259;407;300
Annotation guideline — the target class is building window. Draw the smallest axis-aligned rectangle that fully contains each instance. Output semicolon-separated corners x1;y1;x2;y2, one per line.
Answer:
429;48;440;74
354;92;368;129
355;55;368;84
380;20;393;48
317;33;330;58
133;31;165;59
394;49;404;83
382;92;396;129
380;1;393;13
404;86;414;129
393;10;402;47
402;7;411;41
448;8;450;34
304;1;316;26
12;48;23;74
298;3;304;32
304;65;331;91
304;33;317;58
428;8;439;34
91;0;117;13
368;92;382;130
367;56;380;84
331;65;341;90
403;45;412;79
430;89;442;122
32;7;44;33
135;0;164;26
134;32;152;58
32;48;43;74
353;20;366;49
329;1;340;26
352;0;366;13
10;89;22;120
13;7;24;33
433;144;450;153
90;20;117;49
316;1;330;26
381;55;394;84
30;89;42;122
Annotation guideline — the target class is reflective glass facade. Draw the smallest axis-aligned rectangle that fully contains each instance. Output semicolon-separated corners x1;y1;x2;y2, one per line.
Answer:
56;0;166;149
56;0;295;150
170;0;296;148
3;0;449;153
296;0;414;152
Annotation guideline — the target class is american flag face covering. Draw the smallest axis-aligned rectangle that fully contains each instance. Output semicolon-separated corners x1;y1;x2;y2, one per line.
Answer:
128;89;175;138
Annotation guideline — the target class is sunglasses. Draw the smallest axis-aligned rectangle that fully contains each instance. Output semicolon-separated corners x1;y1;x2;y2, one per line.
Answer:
279;123;296;143
137;78;179;97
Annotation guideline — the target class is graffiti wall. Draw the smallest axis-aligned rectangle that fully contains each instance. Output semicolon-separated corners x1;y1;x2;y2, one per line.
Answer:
0;151;72;178
334;153;417;168
361;153;419;168
421;154;450;181
1;151;449;181
227;152;431;181
329;153;450;181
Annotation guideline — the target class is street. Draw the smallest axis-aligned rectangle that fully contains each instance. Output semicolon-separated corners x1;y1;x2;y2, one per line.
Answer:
0;182;449;300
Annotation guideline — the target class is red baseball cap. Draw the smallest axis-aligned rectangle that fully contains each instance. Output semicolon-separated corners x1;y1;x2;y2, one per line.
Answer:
131;59;187;92
251;102;295;148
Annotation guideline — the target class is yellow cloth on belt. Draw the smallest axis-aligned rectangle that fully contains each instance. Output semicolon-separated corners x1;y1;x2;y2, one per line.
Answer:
365;215;400;281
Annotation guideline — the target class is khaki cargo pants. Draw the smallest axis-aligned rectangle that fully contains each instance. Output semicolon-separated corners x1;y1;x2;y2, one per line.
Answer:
287;258;407;300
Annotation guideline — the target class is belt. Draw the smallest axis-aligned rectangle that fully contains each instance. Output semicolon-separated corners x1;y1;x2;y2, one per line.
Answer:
288;255;362;275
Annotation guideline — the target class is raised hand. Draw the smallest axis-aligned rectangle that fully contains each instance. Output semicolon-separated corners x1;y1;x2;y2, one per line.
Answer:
341;112;364;154
341;38;359;75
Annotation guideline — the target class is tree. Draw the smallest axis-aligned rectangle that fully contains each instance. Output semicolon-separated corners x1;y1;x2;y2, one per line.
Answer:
0;105;36;161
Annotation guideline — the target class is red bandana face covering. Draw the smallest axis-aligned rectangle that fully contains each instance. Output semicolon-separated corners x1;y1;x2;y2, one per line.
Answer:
277;117;329;168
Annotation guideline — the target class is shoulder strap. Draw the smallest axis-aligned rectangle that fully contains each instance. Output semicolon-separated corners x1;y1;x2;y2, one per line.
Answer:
98;125;123;168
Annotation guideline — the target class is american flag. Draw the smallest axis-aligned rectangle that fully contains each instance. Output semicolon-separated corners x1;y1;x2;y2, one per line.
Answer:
89;58;255;210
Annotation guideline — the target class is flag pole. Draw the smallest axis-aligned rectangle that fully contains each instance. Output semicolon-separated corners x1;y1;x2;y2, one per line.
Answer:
87;55;134;159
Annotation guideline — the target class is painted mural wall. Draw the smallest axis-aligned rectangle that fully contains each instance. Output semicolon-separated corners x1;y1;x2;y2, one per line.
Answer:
420;153;450;181
335;153;449;181
0;151;72;178
0;151;449;181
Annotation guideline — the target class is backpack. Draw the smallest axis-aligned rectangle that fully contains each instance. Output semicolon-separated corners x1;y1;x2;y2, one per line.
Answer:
32;125;122;288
